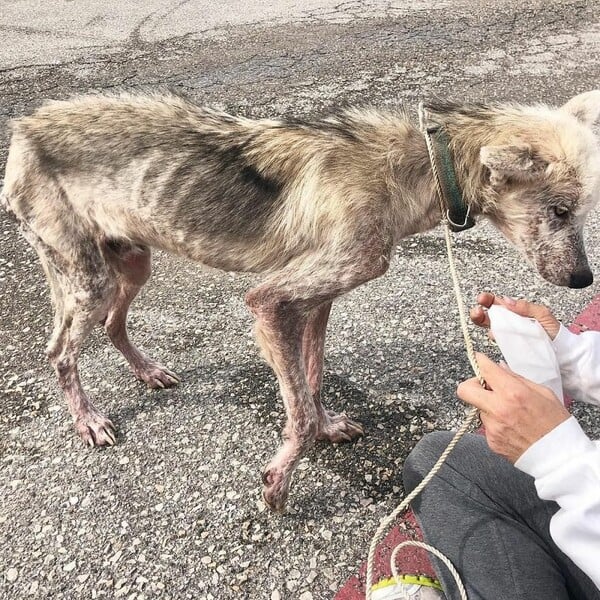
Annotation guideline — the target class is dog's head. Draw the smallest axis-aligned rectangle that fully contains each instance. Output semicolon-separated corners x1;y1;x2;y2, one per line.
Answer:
477;91;600;288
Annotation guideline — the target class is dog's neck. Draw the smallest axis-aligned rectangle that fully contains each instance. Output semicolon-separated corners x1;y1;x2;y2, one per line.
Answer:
424;103;504;218
422;123;475;232
387;110;494;240
384;124;454;239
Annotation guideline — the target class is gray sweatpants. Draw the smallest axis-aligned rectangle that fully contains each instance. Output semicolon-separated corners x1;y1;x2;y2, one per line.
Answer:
403;432;600;600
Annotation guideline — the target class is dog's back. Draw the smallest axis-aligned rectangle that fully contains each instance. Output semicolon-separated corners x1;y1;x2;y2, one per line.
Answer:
4;94;297;271
4;93;403;273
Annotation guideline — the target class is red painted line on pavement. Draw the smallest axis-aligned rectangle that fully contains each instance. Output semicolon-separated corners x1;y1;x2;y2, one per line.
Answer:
336;293;600;600
569;294;600;334
336;510;435;600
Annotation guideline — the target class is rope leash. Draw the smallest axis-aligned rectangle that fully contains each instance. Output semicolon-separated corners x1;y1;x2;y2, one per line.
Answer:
419;101;485;388
365;103;487;600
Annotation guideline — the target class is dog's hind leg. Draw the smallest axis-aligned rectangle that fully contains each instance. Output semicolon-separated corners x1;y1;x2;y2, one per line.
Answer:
302;302;364;443
31;237;118;446
102;241;180;389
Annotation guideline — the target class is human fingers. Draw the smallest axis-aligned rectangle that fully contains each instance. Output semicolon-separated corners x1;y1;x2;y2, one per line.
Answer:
476;355;565;413
456;353;516;412
471;292;506;332
470;292;500;330
498;297;560;339
475;293;561;339
472;352;523;394
475;291;497;308
456;376;493;412
469;305;490;329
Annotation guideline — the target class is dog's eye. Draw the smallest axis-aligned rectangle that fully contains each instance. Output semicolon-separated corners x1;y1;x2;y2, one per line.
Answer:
553;206;569;218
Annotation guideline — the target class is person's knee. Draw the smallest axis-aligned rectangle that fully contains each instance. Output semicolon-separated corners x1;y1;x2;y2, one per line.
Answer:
403;431;456;493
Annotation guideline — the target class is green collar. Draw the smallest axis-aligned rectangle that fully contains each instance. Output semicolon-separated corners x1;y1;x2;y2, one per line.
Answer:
425;124;475;233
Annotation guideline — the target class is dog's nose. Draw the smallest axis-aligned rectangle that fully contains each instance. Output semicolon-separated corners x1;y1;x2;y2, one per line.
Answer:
569;270;593;289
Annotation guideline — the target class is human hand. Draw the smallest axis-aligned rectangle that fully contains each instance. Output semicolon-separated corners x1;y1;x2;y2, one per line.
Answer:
457;353;570;463
470;292;561;340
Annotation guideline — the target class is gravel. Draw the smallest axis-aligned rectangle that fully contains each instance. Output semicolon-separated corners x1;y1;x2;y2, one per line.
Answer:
1;1;600;599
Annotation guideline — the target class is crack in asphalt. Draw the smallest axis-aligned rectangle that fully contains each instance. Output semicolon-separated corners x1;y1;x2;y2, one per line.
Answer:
0;2;596;112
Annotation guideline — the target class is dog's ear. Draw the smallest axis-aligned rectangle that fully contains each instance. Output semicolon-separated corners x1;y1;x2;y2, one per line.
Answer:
561;90;600;129
480;144;547;187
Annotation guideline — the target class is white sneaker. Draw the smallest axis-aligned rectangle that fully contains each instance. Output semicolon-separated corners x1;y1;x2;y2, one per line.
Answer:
371;575;445;599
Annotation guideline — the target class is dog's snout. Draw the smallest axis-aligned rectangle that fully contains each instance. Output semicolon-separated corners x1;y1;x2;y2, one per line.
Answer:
569;270;594;289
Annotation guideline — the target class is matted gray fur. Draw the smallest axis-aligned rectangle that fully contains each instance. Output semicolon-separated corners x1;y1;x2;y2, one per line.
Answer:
2;90;600;511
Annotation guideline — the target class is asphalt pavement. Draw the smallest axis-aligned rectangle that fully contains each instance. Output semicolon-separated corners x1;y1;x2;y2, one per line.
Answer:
1;1;600;598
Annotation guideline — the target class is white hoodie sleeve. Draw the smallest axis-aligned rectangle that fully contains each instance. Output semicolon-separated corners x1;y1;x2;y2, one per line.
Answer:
515;418;600;589
552;325;600;406
513;326;600;589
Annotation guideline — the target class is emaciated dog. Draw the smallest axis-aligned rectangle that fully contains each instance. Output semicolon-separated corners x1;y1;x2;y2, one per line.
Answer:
2;90;599;511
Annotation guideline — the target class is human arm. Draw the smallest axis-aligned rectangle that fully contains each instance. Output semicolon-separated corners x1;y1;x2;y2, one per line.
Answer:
458;354;600;589
515;418;600;589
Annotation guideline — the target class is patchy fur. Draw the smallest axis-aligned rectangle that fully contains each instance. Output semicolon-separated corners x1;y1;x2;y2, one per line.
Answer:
2;90;600;511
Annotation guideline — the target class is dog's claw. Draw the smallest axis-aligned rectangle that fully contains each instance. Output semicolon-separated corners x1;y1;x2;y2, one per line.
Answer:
261;469;273;486
133;361;180;389
317;410;364;443
261;466;289;513
75;410;117;447
261;488;287;514
161;367;180;382
104;425;117;446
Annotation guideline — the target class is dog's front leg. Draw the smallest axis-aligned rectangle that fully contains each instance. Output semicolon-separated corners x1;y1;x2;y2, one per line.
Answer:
302;302;364;442
49;286;117;447
249;301;317;513
246;237;391;511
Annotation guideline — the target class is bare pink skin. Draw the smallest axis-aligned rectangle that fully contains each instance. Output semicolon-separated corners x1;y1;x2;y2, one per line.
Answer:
246;244;389;512
104;246;180;389
41;240;178;447
302;301;364;442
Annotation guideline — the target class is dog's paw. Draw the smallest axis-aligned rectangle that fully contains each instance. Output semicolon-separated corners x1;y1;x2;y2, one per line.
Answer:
133;361;180;389
317;410;364;443
261;467;290;513
74;411;117;447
